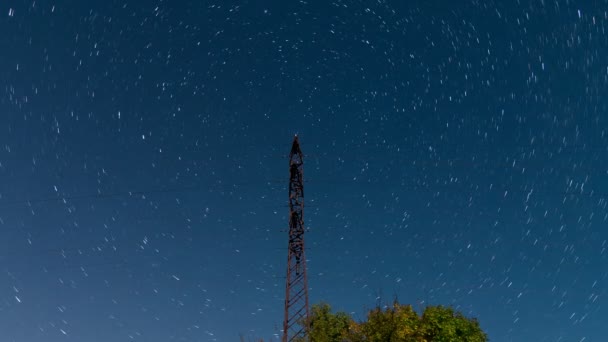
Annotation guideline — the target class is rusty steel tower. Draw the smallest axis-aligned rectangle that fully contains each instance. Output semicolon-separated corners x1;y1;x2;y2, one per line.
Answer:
282;135;310;342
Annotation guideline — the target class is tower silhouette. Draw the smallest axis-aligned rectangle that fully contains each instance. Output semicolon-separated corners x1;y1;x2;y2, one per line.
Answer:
282;135;310;342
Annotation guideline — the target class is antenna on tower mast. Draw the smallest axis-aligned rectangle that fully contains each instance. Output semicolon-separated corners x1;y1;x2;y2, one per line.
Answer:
282;135;310;342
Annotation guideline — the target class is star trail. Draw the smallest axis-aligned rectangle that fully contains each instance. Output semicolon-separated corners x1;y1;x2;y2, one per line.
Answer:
1;1;608;341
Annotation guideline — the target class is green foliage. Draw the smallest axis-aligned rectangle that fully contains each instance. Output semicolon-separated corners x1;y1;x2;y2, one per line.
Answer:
417;306;486;342
357;301;420;341
296;303;354;342
300;301;487;342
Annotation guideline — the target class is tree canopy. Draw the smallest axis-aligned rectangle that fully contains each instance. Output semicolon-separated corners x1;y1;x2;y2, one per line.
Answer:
297;301;487;342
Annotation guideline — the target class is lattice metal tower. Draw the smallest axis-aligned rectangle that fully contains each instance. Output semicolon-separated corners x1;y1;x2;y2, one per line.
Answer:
282;135;310;342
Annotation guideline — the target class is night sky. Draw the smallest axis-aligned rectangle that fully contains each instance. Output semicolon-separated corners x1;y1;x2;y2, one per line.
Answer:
1;1;608;341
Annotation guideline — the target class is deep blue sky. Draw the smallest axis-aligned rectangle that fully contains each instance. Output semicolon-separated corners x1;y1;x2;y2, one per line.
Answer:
1;0;608;341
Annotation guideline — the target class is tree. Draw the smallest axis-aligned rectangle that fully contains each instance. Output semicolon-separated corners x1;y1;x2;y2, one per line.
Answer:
417;305;486;342
295;303;354;342
356;301;421;341
300;301;487;342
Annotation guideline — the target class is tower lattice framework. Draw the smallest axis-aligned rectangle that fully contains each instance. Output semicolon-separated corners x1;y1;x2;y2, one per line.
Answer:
282;135;310;342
